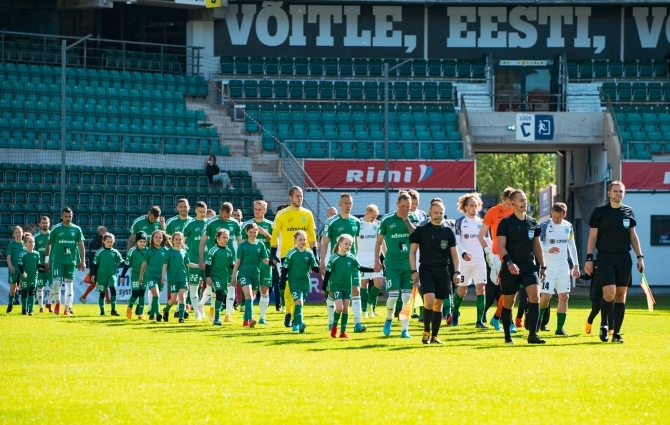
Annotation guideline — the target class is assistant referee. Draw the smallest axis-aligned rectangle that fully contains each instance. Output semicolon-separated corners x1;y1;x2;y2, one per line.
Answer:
409;198;460;345
584;181;644;343
497;190;547;344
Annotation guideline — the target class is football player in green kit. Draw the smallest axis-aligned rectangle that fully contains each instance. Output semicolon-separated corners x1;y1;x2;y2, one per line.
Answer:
90;233;124;316
120;231;148;320
45;207;86;316
139;230;170;322
162;232;193;323
323;234;360;339
34;216;51;313
241;200;274;325
5;226;24;314
183;201;208;321
18;233;43;316
281;230;319;333
230;222;270;328
205;229;235;326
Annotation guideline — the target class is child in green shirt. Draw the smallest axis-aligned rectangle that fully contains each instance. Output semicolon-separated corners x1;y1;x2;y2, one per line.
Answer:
91;233;124;316
230;223;269;328
323;234;360;339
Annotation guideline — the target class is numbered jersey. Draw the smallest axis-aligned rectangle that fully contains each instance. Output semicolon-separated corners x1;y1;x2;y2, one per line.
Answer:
540;219;577;269
183;218;207;263
454;216;488;265
49;223;84;266
357;220;380;268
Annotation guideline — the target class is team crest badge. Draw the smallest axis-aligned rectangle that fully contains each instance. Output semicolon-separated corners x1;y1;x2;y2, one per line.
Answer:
528;230;535;240
302;216;306;222
373;226;378;231
477;224;482;229
440;240;448;249
564;228;570;234
623;219;630;229
347;261;351;267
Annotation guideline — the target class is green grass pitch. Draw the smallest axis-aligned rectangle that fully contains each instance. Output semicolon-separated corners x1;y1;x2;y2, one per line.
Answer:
1;296;668;424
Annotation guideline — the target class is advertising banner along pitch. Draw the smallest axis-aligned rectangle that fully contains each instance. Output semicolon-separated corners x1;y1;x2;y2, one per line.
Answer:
303;160;475;190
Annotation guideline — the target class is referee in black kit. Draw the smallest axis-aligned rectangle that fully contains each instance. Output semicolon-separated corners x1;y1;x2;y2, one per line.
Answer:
409;198;460;345
584;181;644;343
497;190;547;344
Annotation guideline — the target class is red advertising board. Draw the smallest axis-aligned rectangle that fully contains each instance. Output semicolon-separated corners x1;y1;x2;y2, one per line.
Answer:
303;160;475;190
621;161;670;190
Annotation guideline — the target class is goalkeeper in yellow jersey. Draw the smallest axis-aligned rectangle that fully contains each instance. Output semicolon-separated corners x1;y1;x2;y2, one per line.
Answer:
270;186;318;328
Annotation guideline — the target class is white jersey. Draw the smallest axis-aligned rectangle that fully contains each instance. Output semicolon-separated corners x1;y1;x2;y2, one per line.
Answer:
454;215;489;265
540;219;578;270
357;219;380;268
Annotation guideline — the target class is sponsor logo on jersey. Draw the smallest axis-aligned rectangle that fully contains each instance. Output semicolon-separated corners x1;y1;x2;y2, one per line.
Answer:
550;239;568;244
359;234;376;239
286;226;308;232
58;240;76;244
463;234;478;239
390;233;409;239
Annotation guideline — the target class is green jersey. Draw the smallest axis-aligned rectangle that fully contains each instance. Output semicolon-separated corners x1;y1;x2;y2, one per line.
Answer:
377;212;419;264
6;240;24;268
48;223;84;266
130;215;161;236
284;247;318;291
236;240;268;279
143;247;167;279
164;247;189;283
326;252;360;291
206;245;235;285
165;216;192;235
18;251;41;283
124;246;147;280
204;217;241;252
34;231;50;264
183;218;207;263
93;248;123;281
322;214;361;255
241;218;273;252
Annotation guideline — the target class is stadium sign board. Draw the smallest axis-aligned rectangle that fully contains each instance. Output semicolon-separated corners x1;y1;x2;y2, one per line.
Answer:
215;4;670;60
621;161;670;191
303;160;475;190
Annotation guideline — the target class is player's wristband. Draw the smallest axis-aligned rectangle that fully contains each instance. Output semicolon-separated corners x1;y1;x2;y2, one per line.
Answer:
585;254;593;262
453;271;461;275
540;266;547;270
502;254;511;263
44;257;49;264
637;255;644;259
411;269;417;273
461;252;469;259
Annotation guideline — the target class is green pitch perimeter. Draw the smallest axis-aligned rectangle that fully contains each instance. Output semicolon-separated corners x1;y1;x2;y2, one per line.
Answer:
1;296;668;425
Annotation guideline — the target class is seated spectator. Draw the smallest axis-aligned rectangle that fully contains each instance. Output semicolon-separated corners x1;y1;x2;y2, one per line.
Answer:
206;155;233;189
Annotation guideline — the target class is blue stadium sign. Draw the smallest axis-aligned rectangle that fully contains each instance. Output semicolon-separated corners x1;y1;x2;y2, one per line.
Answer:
516;114;554;142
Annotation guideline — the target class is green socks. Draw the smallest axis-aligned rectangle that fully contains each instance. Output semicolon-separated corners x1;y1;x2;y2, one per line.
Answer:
360;288;368;313
294;304;303;326
540;308;547;324
137;297;145;315
27;295;34;313
99;296;105;314
443;295;452;318
127;296;137;310
111;295;117;312
341;313;349;333
476;294;486;322
333;312;341;327
557;312;566;330
151;297;159;316
164;302;172;313
178;303;185;320
21;289;28;311
453;293;464;314
245;299;252;321
368;286;380;311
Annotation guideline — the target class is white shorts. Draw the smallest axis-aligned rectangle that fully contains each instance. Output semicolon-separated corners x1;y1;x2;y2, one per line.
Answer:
360;270;384;280
458;263;487;287
541;268;571;294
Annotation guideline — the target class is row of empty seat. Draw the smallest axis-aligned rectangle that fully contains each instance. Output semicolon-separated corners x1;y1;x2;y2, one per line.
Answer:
281;141;463;160
228;80;455;102
601;82;670;103
221;57;486;79
568;58;668;80
0;64;208;97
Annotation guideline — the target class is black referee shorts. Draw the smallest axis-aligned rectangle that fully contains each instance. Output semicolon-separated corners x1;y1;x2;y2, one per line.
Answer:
597;252;632;288
419;265;452;300
500;262;539;296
